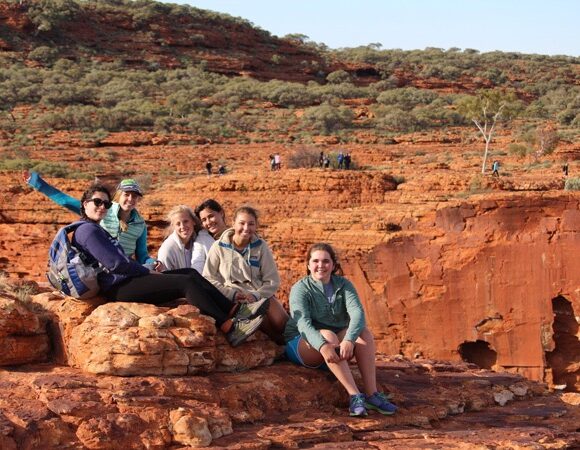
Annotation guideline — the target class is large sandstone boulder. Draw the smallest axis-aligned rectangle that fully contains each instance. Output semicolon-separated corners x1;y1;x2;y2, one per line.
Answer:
31;291;104;364
30;293;282;376
0;293;49;365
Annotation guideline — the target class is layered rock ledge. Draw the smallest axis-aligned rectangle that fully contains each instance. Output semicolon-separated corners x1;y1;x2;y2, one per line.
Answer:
1;289;579;449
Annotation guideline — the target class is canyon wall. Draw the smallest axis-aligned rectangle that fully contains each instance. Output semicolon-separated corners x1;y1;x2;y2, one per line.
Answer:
1;155;578;391
346;195;580;390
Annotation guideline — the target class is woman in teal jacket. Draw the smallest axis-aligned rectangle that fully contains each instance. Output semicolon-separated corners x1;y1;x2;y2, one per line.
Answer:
24;171;157;266
284;243;397;418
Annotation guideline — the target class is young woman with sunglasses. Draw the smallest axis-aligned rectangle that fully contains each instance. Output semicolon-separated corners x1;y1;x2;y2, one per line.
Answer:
69;184;268;347
23;171;157;267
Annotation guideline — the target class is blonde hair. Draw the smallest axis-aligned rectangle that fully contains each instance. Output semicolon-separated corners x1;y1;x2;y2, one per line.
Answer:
112;190;129;232
164;205;202;239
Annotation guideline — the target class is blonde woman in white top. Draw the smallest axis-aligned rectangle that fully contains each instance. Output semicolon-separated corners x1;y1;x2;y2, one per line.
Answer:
157;205;215;273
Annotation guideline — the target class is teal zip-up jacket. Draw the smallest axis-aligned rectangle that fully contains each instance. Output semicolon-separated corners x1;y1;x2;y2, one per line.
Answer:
28;172;154;264
283;274;366;351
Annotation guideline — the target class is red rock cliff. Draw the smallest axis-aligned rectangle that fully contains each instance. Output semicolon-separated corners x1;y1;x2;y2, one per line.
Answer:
345;194;580;391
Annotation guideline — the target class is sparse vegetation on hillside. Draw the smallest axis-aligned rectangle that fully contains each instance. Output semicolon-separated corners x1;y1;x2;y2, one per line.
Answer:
564;177;580;191
0;0;578;153
1;56;576;146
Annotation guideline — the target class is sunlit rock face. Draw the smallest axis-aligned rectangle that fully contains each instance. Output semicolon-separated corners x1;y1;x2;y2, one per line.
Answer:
0;293;49;365
348;194;580;391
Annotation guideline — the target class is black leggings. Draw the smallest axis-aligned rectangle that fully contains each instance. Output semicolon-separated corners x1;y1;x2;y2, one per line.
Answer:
104;269;234;326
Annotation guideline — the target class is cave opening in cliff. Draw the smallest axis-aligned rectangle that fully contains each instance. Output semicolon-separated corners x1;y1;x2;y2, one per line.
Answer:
458;340;497;370
545;295;579;392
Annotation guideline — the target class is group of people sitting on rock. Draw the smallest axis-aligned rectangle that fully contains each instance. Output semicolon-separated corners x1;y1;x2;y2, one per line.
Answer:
23;171;397;417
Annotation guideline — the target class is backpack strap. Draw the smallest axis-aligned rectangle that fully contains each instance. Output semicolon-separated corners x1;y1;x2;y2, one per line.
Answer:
64;220;87;234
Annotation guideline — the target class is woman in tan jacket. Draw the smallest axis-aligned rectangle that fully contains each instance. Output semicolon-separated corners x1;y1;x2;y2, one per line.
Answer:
203;206;288;344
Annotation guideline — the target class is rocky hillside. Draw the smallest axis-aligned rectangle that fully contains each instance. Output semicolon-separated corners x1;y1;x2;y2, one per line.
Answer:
0;0;329;82
0;1;579;448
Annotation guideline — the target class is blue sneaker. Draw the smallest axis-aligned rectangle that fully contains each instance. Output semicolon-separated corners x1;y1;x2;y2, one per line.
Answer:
365;392;397;415
349;393;368;417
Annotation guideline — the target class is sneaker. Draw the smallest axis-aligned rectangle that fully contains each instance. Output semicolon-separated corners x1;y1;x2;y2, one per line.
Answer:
365;392;397;415
349;393;368;417
235;297;270;320
226;315;264;347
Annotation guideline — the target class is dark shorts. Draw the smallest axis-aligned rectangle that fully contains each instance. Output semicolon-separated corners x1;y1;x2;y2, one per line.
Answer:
285;335;328;371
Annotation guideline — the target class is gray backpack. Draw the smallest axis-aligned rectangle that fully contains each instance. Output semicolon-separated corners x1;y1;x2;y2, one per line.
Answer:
46;221;102;299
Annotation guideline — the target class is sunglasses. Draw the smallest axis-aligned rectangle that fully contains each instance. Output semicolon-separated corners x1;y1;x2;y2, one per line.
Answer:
87;198;113;209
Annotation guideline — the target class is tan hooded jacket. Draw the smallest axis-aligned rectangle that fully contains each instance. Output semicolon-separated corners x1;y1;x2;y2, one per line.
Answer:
202;228;280;300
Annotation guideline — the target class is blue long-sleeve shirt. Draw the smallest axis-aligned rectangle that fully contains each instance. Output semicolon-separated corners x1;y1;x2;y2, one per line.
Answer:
72;220;149;292
28;172;154;264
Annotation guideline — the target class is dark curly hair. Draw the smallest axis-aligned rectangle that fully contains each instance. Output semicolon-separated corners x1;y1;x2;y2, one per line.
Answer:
194;198;225;218
79;184;111;220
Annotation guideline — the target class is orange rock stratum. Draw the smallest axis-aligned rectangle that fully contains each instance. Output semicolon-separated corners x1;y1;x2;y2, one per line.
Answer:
1;134;579;447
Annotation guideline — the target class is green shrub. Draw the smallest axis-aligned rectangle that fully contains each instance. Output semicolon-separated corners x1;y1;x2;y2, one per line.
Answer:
262;80;316;107
301;104;354;135
373;105;420;132
392;175;405;185
508;143;530;158
25;0;79;33
468;174;484;192
326;70;351;84
0;158;35;171
0;157;90;179
564;177;580;191
28;46;58;64
376;87;439;111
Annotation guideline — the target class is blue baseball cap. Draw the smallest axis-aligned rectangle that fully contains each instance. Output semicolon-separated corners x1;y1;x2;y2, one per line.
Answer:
116;179;143;196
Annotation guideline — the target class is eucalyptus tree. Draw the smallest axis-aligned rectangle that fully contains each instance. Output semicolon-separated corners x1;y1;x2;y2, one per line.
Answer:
457;89;522;173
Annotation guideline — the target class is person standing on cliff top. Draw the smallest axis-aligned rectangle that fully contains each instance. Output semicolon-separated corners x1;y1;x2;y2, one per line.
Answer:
337;150;345;169
562;162;569;177
492;160;500;177
344;153;352;170
284;243;397;417
205;160;212;177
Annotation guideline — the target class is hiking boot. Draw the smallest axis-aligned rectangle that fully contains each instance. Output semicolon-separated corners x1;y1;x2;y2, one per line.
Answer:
226;315;264;347
349;393;368;417
235;297;270;320
365;392;397;415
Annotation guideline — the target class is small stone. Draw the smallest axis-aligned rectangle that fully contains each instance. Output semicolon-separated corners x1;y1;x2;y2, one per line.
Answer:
493;390;514;406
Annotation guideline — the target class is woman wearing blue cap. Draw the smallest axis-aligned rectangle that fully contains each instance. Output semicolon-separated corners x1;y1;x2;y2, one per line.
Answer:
23;171;158;267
